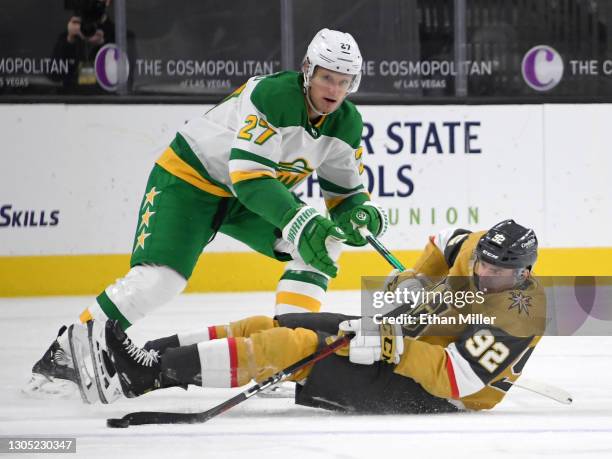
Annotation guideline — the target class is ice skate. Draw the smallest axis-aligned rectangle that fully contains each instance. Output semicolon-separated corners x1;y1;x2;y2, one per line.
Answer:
23;325;78;400
66;322;101;404
105;320;163;398
85;319;125;404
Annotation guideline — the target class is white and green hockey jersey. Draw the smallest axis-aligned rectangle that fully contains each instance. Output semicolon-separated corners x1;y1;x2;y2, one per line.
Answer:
156;71;368;225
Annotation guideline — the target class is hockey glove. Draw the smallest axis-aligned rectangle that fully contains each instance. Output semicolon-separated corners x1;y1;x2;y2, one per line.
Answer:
383;270;435;310
281;206;346;278
337;201;388;246
338;318;404;365
384;269;434;292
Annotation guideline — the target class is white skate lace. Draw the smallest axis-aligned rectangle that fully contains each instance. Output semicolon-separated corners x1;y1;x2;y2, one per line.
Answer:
53;348;70;366
123;339;160;367
52;342;74;367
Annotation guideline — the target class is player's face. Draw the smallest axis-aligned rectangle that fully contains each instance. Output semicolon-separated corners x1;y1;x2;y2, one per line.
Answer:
308;67;354;115
475;259;525;293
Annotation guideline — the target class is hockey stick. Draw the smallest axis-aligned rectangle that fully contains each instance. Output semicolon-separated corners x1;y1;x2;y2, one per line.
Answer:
360;228;573;406
512;377;573;404
359;227;406;271
106;335;350;428
105;231;397;427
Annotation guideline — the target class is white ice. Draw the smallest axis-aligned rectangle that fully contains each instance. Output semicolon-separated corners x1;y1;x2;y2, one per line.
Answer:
1;291;611;458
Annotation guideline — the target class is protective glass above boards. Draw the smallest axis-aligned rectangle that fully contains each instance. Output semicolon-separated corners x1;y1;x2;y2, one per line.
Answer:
126;0;281;96
1;0;612;101
0;0;281;97
293;0;612;101
0;0;121;96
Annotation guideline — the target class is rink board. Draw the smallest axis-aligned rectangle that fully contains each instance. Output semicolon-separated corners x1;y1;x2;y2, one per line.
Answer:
1;247;612;296
1;104;610;295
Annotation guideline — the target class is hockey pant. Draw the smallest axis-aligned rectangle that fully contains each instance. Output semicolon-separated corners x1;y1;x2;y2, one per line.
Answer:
155;312;458;414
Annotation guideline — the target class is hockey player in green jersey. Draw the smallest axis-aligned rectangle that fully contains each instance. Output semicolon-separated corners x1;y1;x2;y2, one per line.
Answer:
25;29;388;404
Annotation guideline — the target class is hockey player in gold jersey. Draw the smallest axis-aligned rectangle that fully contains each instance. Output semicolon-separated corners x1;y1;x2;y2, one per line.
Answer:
368;219;546;410
91;219;546;413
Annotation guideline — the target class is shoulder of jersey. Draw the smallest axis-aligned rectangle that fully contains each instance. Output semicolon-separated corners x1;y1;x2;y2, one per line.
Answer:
483;281;546;337
445;230;483;268
249;71;305;128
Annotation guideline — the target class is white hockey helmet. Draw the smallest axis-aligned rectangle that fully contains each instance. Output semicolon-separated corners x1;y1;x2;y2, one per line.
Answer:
303;28;363;93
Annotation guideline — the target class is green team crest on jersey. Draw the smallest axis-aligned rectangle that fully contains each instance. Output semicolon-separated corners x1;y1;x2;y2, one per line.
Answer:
277;158;313;189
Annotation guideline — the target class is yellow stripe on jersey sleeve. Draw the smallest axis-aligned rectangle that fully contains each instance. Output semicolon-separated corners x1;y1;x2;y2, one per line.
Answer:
324;196;346;210
325;191;371;210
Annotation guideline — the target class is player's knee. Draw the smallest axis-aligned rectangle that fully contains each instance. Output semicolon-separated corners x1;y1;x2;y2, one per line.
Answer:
139;264;187;303
108;264;186;310
230;315;276;338
252;326;318;372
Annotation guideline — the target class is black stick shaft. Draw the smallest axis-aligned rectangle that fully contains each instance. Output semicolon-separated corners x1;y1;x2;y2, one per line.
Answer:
112;335;350;426
359;229;406;271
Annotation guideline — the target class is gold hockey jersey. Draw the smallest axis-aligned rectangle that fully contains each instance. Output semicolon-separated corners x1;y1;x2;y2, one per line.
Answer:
393;229;546;410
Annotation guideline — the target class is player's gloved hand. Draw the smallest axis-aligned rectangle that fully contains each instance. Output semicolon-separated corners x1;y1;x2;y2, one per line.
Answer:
382;269;434;308
281;206;346;278
336;201;388;246
384;268;430;292
338;318;404;365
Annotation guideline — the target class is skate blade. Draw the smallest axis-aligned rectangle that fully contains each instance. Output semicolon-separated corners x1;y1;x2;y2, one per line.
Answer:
21;373;78;399
87;320;123;404
68;323;100;404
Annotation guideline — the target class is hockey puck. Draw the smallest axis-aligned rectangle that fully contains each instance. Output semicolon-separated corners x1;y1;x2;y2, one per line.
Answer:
107;417;130;428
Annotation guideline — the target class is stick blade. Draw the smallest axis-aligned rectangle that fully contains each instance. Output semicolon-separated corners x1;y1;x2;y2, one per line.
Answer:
107;417;130;428
515;377;573;405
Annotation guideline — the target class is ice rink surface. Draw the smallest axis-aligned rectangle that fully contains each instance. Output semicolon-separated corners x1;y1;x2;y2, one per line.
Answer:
1;291;611;458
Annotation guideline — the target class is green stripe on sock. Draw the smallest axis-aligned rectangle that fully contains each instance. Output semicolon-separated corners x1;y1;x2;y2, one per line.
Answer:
96;291;132;330
281;270;328;291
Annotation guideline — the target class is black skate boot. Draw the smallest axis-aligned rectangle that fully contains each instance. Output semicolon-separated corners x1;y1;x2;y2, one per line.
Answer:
106;320;164;398
23;326;78;399
143;334;180;355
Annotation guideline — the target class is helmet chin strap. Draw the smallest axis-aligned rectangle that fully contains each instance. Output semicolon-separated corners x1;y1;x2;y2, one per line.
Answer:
304;86;333;117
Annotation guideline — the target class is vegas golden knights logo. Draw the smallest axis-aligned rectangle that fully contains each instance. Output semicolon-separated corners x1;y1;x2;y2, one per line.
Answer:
277;158;313;188
508;291;532;315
